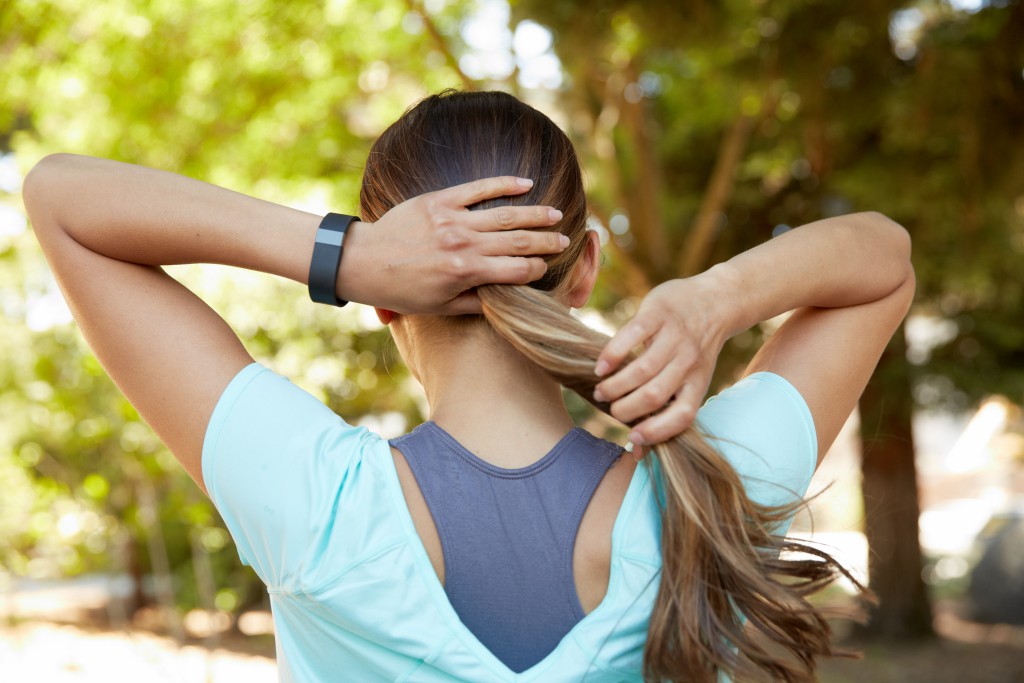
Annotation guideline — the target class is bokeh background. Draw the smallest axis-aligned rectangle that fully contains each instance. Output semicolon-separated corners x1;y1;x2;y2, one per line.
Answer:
2;0;1024;681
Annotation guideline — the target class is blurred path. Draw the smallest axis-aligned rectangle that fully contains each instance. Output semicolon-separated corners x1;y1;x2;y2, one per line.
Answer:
0;621;276;683
3;576;1023;682
4;612;1023;683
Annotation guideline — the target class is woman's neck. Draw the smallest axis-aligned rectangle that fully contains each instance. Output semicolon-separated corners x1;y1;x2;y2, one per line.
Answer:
413;329;576;469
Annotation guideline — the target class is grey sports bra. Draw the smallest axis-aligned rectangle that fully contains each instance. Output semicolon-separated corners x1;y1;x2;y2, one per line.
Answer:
390;422;624;672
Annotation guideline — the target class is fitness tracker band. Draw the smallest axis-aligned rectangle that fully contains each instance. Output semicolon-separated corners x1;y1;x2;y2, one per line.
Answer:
308;213;358;307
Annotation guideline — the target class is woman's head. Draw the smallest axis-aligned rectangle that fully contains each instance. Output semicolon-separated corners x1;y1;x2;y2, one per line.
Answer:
360;89;589;296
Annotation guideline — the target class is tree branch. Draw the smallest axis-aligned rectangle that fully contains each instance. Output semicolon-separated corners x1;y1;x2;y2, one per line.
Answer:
588;199;653;297
618;58;669;276
589;64;657;278
561;67;651;297
404;0;476;91
677;111;757;276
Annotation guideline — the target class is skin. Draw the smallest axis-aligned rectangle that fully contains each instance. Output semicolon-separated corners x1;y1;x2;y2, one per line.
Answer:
22;154;568;494
23;154;914;616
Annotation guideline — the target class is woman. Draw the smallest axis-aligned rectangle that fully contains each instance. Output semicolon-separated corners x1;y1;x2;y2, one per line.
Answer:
23;90;913;682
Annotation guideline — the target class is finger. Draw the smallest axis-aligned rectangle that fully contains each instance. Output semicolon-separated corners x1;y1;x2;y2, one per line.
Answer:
607;356;691;425
628;389;700;446
438;290;483;316
469;256;548;286
439;176;534;208
595;315;660;378
470;205;564;232
594;330;678;403
479;229;568;257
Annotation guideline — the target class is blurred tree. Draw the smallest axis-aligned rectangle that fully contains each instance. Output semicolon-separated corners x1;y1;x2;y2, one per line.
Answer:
2;0;1022;647
0;0;470;617
854;0;1024;637
511;0;1024;639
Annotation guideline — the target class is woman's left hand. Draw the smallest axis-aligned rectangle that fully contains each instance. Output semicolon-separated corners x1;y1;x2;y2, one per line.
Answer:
342;176;567;315
592;274;732;448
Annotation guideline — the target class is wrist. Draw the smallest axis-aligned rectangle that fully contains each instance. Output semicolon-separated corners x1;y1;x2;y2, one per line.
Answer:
693;262;750;341
332;220;372;307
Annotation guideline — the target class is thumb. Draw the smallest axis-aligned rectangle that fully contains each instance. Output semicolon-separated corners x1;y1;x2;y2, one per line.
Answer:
439;290;484;316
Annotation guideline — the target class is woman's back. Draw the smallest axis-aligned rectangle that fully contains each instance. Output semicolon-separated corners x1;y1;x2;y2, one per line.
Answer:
201;364;816;681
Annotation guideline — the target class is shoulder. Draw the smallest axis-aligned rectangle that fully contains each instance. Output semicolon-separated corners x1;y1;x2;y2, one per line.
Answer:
697;372;816;451
696;371;818;507
202;363;403;588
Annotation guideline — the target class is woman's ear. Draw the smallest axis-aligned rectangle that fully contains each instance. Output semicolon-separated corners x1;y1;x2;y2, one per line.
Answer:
374;307;396;325
567;230;601;309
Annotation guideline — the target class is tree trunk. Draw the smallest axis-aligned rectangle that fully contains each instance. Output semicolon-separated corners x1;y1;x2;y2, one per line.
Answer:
127;533;149;615
857;328;934;638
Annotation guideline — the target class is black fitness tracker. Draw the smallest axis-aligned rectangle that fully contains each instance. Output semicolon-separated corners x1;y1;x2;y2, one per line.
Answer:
308;213;358;307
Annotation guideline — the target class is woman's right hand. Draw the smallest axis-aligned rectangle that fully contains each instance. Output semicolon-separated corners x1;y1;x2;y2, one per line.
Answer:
592;271;734;447
342;176;568;316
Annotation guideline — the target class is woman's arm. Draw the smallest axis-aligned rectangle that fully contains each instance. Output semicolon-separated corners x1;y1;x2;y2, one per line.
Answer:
22;154;566;491
594;212;914;460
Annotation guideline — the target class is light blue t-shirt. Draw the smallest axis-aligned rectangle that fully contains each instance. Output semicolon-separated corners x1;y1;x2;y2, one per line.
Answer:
202;364;817;682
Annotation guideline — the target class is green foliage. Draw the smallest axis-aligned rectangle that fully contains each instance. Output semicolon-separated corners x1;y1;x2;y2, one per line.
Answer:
0;0;469;613
514;0;1024;397
2;0;1022;629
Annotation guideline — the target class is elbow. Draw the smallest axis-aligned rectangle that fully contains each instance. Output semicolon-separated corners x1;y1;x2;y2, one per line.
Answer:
895;264;916;316
22;153;77;233
860;211;912;263
889;237;916;311
874;213;914;293
24;153;68;189
850;212;914;299
23;154;62;211
25;152;77;187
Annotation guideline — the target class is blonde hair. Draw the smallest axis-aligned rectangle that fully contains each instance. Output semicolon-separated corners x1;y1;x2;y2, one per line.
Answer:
361;89;865;682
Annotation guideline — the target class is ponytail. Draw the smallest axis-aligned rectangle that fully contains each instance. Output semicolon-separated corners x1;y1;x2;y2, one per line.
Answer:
479;282;867;683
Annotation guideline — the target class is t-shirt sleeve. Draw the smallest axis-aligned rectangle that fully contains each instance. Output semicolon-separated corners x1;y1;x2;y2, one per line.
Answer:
201;363;383;591
695;372;818;519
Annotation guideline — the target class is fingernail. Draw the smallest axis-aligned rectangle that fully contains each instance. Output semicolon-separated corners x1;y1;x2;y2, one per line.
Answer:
629;431;645;446
592;387;605;402
548;208;563;222
558;234;570;248
517;178;534;187
594;360;609;377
